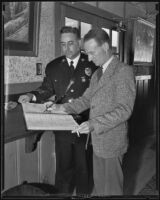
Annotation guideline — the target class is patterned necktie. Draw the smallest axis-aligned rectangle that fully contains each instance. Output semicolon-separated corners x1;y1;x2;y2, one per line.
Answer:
97;67;103;81
70;61;74;76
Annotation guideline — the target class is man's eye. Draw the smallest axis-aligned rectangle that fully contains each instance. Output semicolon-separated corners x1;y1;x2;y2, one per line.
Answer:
61;43;66;47
68;41;74;45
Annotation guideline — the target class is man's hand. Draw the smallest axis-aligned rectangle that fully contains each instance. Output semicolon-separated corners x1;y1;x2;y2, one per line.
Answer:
43;101;54;108
72;121;93;134
18;93;33;103
44;103;66;113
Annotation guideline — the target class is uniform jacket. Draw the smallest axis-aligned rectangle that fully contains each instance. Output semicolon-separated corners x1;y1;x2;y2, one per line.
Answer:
63;56;136;158
31;53;97;143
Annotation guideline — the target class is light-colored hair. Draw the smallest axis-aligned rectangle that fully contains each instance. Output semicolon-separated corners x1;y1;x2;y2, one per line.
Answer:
84;28;111;48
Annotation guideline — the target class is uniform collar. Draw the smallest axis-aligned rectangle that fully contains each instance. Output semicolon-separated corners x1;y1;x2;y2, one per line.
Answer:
66;54;81;69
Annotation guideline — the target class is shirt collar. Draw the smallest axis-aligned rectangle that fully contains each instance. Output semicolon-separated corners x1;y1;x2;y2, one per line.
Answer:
102;55;114;73
66;54;80;69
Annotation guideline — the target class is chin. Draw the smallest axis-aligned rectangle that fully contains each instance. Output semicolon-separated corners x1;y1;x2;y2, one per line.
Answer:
93;62;98;66
66;55;73;59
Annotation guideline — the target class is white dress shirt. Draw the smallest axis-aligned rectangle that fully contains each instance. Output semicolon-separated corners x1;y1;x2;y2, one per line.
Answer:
66;54;80;69
102;56;114;74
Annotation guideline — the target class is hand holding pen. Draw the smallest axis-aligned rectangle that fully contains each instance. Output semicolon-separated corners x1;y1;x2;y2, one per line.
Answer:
44;102;66;113
44;78;75;112
43;101;54;113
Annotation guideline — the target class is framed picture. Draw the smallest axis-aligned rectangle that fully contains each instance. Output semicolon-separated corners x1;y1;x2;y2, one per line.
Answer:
133;18;155;64
4;2;41;57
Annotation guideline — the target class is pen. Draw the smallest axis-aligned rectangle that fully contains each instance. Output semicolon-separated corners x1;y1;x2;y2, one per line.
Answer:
76;130;80;137
43;102;54;113
46;103;54;110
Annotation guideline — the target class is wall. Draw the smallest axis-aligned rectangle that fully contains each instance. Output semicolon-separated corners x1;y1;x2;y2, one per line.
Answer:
4;2;55;86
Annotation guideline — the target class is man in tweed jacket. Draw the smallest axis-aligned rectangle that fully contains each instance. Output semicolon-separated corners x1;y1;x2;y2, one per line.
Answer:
49;28;136;195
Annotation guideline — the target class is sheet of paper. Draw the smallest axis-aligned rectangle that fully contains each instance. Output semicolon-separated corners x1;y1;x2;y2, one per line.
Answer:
22;103;79;131
22;102;46;113
22;102;67;114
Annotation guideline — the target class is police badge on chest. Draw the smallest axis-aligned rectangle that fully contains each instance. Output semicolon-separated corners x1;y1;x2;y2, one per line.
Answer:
81;76;86;82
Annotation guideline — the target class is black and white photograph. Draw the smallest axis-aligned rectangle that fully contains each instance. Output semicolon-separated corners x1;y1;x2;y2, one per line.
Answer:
133;18;155;63
1;1;159;199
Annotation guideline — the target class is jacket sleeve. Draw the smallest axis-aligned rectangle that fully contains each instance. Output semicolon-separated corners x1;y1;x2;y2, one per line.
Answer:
31;64;55;102
90;66;136;135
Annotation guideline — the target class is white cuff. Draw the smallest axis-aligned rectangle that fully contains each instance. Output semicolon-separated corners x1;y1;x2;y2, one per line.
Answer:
32;95;36;101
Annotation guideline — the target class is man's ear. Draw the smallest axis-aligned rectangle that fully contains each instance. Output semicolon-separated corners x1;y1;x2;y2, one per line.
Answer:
79;39;82;47
102;42;109;53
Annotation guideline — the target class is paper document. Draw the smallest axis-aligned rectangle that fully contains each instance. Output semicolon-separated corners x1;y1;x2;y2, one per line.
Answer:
22;103;79;131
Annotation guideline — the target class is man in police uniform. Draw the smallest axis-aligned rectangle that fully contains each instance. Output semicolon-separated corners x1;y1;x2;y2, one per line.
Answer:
18;26;97;196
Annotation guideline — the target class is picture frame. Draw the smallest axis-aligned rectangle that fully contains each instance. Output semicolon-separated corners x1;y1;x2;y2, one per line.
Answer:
4;2;41;57
133;18;155;64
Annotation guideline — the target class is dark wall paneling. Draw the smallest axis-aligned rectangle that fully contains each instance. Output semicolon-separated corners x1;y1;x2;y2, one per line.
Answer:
129;75;155;144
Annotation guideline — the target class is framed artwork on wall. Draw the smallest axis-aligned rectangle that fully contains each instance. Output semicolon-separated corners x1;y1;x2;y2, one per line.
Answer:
133;18;155;64
4;2;41;57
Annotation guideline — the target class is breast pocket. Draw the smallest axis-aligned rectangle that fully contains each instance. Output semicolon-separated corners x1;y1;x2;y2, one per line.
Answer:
53;79;65;96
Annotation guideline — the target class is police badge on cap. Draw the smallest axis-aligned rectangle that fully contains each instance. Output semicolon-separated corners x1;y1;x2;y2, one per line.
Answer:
85;67;92;76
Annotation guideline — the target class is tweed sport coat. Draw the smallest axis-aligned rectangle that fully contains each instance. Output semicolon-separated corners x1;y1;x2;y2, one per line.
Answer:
63;56;136;158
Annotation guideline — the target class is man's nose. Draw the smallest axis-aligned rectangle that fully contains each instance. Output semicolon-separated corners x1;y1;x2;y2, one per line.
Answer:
66;44;71;51
62;44;69;51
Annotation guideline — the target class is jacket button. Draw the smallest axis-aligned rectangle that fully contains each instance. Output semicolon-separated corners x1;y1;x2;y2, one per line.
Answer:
71;89;74;93
68;99;73;103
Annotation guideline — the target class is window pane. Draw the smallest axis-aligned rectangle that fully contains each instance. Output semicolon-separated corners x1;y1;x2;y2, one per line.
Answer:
65;17;79;28
102;28;110;36
112;30;119;53
81;21;92;38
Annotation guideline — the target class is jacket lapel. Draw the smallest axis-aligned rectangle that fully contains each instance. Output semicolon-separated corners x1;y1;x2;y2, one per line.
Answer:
92;56;119;95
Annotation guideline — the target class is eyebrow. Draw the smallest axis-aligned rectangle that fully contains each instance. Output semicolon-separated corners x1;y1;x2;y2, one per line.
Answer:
60;41;74;44
85;50;94;54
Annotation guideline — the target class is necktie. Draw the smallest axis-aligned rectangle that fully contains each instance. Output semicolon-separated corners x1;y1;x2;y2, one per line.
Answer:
97;67;103;81
70;61;74;76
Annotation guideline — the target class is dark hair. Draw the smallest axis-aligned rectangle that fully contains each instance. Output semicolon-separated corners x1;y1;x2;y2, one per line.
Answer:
83;28;111;47
60;26;80;39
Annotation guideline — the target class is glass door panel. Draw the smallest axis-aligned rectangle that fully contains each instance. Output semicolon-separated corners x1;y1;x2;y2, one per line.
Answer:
81;21;92;38
102;27;110;36
65;17;79;28
112;30;119;52
65;18;92;39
